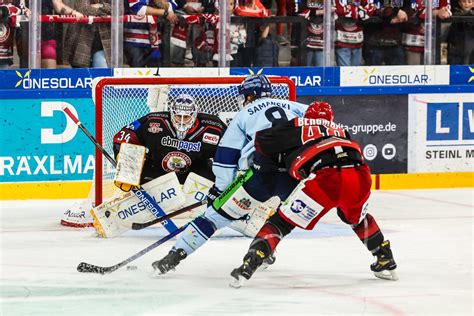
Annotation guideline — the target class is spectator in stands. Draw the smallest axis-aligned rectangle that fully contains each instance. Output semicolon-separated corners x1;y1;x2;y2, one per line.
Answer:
42;0;84;68
260;0;288;45
401;0;451;65
300;0;325;66
193;0;218;67
63;0;111;68
124;0;178;67
335;0;376;66
0;0;26;68
169;0;205;67
254;23;279;66
363;0;407;65
229;0;247;66
447;0;474;64
234;0;273;67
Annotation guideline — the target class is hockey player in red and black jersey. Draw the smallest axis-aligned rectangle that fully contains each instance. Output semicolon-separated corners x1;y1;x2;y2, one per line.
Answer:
230;101;398;287
60;94;226;229
112;94;226;186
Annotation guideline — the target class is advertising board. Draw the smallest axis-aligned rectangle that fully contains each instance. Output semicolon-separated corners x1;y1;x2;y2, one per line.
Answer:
408;93;474;172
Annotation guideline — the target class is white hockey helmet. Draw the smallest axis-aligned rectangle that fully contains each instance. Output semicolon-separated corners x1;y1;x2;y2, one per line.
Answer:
170;94;198;140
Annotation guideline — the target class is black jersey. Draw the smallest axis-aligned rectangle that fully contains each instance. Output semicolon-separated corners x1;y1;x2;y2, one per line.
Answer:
113;112;226;184
255;117;363;180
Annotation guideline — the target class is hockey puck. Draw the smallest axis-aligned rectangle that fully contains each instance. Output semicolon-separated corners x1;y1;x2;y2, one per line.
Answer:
126;265;137;271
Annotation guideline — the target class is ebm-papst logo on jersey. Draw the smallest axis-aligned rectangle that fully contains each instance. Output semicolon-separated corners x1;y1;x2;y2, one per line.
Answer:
202;132;220;145
161;136;201;152
148;123;163;134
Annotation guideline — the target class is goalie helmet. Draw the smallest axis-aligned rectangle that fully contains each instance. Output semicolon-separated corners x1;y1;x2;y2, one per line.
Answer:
169;94;198;140
237;74;272;107
304;101;334;122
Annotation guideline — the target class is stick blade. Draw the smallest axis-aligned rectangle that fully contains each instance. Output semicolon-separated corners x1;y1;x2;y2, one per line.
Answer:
77;262;109;274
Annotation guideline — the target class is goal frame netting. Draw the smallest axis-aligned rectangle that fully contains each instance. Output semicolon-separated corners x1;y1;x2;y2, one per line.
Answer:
93;76;296;205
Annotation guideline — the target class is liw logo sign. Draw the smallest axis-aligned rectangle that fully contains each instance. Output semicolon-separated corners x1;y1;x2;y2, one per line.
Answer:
427;102;474;141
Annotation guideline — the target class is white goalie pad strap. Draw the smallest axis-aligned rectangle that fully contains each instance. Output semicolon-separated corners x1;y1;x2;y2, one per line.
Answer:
279;179;324;229
229;196;280;237
182;172;214;218
115;143;146;187
91;172;186;238
60;197;94;227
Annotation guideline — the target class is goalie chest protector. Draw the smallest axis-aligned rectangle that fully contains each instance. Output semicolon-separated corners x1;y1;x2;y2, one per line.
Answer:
113;112;226;184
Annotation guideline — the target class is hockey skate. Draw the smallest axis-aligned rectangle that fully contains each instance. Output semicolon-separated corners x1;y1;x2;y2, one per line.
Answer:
152;249;187;277
371;240;398;281
229;249;265;288
258;251;276;271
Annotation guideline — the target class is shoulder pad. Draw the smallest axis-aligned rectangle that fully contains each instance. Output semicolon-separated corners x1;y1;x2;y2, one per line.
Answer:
198;113;226;130
147;111;170;120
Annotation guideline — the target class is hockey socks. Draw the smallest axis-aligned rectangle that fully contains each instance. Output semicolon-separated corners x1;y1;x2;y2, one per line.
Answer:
173;216;217;256
348;213;398;281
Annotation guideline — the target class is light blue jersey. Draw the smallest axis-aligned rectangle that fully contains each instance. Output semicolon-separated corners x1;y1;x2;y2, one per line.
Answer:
212;97;308;191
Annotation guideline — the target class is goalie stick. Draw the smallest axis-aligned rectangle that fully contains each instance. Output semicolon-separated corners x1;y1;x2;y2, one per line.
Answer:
132;200;206;230
62;105;178;233
77;224;187;274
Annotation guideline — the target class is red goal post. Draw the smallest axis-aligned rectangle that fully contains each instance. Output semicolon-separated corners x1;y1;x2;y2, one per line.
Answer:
93;76;296;205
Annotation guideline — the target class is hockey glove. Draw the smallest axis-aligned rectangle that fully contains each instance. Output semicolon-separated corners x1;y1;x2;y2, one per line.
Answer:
207;185;222;207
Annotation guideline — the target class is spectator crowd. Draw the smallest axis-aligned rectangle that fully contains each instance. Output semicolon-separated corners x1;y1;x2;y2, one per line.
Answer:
0;0;472;69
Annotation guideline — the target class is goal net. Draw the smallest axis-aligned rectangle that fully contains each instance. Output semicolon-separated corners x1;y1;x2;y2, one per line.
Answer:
93;76;296;206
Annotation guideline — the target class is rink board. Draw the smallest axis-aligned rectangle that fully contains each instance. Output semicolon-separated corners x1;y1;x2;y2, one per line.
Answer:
0;65;472;200
1;172;472;200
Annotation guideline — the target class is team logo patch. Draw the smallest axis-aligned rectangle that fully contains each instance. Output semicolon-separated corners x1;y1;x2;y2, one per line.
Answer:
148;122;163;134
290;199;317;219
0;24;10;42
232;197;252;211
202;132;220;145
162;151;192;173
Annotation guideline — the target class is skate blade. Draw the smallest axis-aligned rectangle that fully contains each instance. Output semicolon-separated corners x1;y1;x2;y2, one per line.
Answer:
374;269;399;281
257;262;270;272
229;276;246;288
151;269;161;278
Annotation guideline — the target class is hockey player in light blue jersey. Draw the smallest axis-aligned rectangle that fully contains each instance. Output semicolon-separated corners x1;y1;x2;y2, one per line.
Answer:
152;74;308;275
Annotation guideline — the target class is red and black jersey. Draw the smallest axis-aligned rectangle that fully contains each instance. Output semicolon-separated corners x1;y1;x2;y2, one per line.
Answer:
255;117;364;180
113;111;226;184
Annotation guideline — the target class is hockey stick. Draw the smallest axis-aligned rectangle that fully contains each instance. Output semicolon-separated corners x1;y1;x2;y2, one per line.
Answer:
132;200;206;230
77;224;187;274
62;105;178;233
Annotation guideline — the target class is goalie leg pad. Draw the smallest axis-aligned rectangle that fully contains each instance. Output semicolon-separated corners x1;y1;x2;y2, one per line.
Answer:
182;172;214;218
173;208;232;255
91;173;186;238
229;196;281;237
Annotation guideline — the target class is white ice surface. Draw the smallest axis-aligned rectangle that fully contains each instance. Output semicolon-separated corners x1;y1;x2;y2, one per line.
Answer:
1;189;473;316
